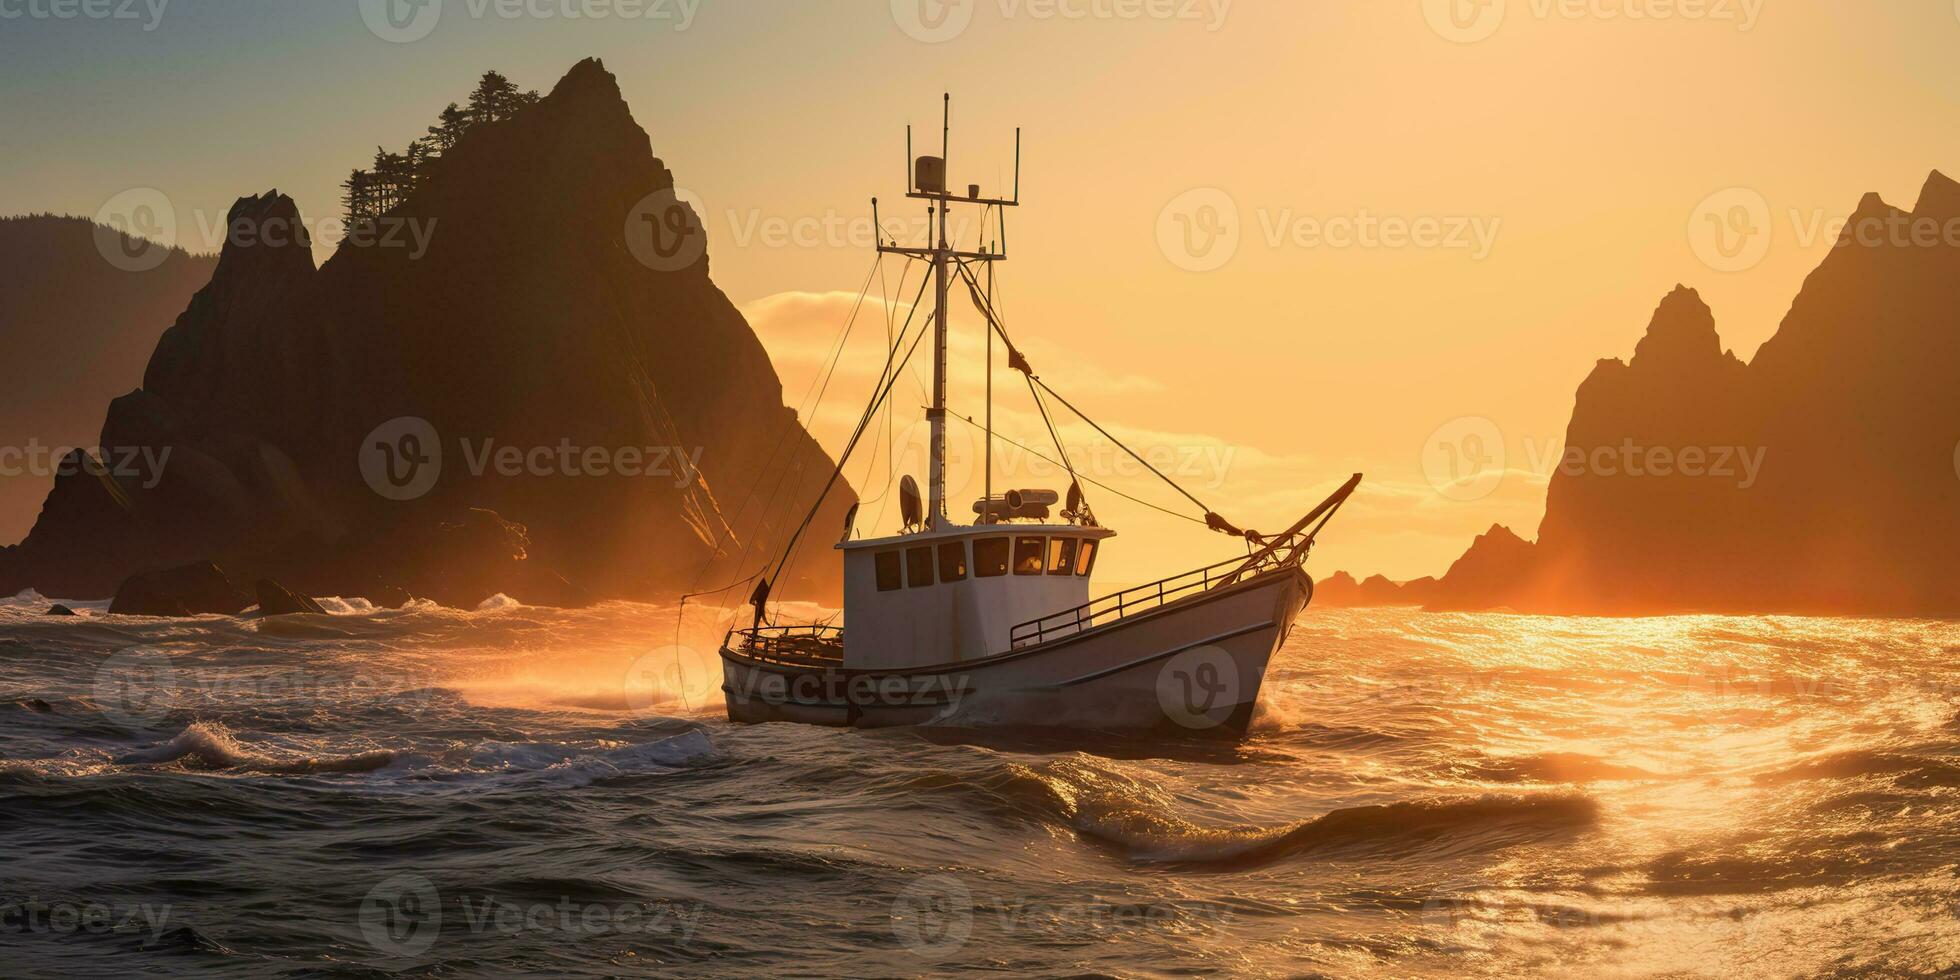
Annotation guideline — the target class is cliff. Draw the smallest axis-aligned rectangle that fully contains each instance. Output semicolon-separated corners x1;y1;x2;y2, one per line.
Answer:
0;60;853;606
0;217;216;544
1425;171;1960;616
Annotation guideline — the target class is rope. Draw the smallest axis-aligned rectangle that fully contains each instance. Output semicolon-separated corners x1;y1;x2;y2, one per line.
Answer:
671;256;886;701
761;276;937;620
947;413;1211;529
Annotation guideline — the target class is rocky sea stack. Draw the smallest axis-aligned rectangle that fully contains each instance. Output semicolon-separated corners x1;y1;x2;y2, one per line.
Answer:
0;59;853;608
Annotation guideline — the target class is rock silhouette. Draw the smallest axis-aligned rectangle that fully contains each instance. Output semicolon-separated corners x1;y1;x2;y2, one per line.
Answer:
254;579;326;616
0;59;853;607
109;561;249;617
0;217;216;544
1402;173;1959;616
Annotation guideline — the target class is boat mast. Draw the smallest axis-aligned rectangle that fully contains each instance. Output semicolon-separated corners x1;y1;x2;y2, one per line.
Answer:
875;96;1019;531
928;94;951;528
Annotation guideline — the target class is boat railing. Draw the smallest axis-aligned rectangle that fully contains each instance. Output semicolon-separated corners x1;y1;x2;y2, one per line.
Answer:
1009;549;1293;649
730;624;844;666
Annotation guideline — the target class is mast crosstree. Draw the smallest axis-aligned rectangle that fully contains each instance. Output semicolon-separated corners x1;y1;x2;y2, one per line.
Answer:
875;94;1019;528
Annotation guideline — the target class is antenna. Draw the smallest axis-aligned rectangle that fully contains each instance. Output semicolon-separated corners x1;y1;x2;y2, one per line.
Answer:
874;96;1022;532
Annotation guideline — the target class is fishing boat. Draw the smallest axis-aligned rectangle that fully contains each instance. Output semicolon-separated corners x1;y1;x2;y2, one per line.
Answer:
720;98;1359;736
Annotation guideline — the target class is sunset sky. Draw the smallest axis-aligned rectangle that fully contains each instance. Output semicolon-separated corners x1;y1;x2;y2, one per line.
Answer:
5;1;1959;584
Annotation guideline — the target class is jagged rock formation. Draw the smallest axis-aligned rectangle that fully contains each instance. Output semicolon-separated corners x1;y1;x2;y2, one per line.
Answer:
0;217;216;543
0;59;853;606
1424;172;1960;616
1314;571;1437;608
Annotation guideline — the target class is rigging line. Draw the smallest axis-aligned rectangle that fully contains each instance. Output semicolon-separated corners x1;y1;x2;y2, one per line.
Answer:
947;413;1211;529
762;277;936;608
672;255;886;687
762;264;926;579
713;254;913;582
954;259;1222;527
677;257;883;606
1028;376;1213;517
1025;374;1081;495
740;286;923;607
766;308;937;617
948;258;1083;513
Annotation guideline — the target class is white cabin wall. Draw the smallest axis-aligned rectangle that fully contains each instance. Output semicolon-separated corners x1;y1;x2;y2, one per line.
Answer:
841;528;1109;670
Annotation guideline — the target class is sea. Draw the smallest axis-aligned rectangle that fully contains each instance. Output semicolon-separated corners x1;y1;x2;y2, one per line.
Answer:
2;593;1957;978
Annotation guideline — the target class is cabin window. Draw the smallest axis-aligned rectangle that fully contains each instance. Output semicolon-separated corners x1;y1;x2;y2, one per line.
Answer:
938;541;968;582
974;537;1010;577
906;546;935;588
875;551;902;592
1076;539;1097;576
1013;536;1046;575
1047;537;1078;576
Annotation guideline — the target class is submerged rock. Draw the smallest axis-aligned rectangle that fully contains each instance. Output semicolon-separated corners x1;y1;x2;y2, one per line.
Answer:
109;561;249;617
255;578;326;616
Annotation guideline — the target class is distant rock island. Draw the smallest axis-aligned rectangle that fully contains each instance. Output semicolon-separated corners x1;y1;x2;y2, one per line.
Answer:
0;216;216;544
1325;171;1960;618
0;59;852;609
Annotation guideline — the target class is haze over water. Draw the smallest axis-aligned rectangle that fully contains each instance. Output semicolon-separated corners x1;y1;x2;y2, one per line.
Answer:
3;596;1955;977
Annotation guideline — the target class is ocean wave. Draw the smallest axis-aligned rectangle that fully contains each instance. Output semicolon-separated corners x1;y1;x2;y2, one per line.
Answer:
1754;748;1960;788
1466;752;1662;784
116;722;400;774
986;759;1597;865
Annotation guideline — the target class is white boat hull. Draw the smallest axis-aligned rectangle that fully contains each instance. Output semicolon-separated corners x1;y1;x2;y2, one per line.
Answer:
720;566;1310;737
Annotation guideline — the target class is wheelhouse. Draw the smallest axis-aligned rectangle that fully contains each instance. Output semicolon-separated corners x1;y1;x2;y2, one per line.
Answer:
839;524;1116;670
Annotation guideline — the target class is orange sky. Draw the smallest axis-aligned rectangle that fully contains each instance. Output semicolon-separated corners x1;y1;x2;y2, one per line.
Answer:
6;1;1959;585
